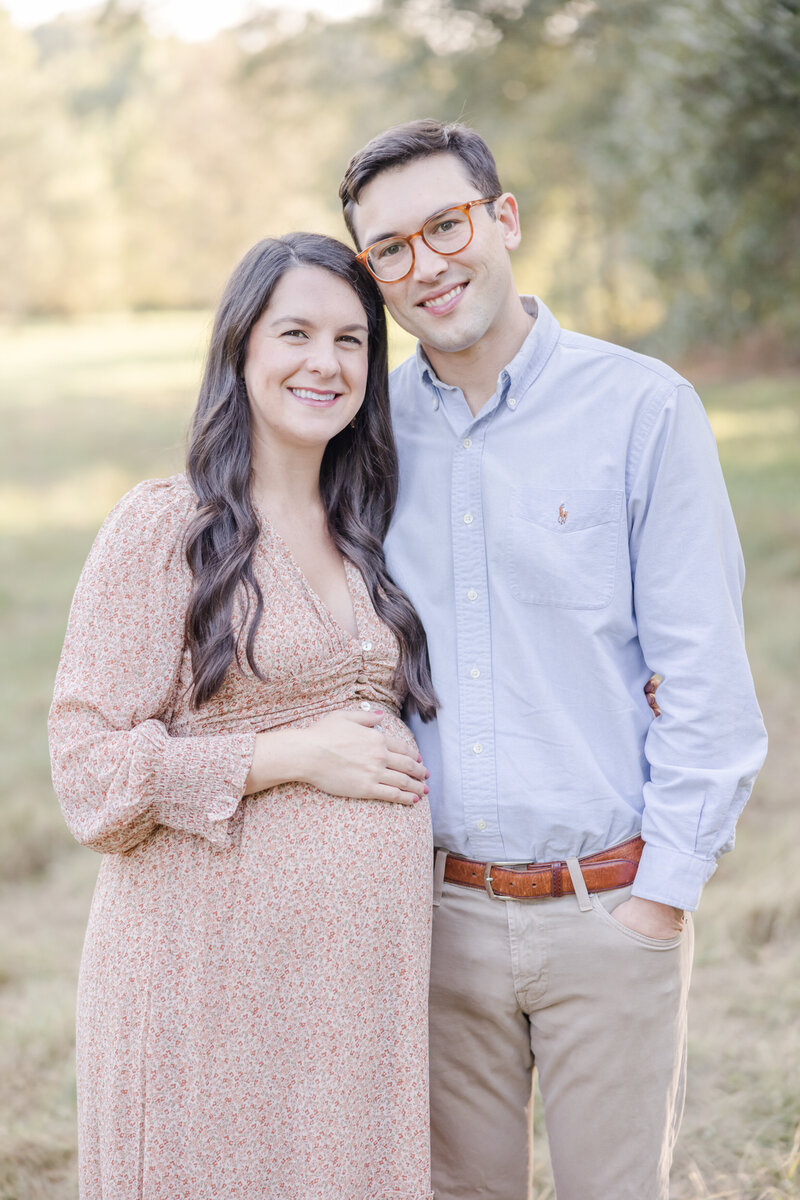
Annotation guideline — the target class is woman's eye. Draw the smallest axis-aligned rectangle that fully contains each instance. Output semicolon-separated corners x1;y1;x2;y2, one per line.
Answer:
337;335;363;346
281;329;307;339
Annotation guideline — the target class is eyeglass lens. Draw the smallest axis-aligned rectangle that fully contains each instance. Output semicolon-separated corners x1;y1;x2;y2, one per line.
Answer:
367;208;473;282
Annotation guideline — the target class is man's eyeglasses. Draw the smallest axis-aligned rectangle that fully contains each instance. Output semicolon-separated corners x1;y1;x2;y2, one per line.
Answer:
355;196;501;283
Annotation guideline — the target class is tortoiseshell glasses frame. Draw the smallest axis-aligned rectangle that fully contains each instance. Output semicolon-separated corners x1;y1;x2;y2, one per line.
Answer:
355;196;501;283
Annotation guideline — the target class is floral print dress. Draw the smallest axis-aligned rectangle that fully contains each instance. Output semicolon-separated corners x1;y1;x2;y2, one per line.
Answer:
49;475;433;1200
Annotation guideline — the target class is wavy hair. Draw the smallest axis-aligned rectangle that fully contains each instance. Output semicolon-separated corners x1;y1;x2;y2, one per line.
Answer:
184;232;437;719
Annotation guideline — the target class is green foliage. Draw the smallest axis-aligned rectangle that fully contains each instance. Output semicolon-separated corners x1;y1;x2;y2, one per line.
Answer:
370;0;800;346
1;0;798;350
563;0;800;346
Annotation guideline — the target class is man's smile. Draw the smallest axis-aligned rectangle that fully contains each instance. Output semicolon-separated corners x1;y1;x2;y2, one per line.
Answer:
417;283;468;314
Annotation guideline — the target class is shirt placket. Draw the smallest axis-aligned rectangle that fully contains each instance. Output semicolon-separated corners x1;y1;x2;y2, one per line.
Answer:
450;416;500;857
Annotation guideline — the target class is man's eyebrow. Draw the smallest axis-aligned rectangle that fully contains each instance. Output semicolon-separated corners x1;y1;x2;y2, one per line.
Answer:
269;315;368;333
365;201;464;246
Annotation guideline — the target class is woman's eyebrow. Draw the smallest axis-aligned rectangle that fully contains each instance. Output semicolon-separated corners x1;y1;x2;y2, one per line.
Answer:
268;314;312;326
269;315;368;334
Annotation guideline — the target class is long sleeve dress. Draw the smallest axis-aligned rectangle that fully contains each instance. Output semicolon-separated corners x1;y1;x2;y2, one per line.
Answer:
49;475;433;1200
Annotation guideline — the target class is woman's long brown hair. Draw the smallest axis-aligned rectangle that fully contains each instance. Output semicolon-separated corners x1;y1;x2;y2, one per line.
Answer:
184;232;437;720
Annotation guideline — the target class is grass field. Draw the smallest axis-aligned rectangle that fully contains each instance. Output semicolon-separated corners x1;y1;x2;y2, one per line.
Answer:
0;312;798;1200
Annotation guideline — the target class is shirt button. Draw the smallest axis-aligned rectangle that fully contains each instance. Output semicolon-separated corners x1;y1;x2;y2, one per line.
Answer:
462;437;472;449
361;640;373;652
469;667;480;679
473;742;484;755
476;819;487;831
467;589;478;601
463;512;474;525
359;701;371;711
508;396;518;409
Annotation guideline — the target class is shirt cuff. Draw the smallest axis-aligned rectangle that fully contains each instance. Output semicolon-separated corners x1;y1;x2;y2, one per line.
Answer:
142;726;257;846
631;840;717;911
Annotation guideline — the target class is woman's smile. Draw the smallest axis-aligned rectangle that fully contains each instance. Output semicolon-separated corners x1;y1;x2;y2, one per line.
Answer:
289;385;342;407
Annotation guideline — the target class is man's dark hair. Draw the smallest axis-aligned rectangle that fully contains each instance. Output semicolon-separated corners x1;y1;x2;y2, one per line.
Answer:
339;118;502;247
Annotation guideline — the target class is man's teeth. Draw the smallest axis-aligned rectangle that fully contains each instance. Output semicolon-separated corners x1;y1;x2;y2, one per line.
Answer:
422;284;465;308
291;388;337;401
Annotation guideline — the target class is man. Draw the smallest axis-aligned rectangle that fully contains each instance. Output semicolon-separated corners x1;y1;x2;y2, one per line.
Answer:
338;120;767;1200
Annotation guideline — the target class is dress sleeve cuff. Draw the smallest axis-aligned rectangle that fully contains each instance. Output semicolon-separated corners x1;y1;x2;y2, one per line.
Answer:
137;723;257;847
631;840;717;911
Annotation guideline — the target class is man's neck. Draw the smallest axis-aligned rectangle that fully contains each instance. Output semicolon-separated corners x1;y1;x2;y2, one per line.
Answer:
423;295;535;418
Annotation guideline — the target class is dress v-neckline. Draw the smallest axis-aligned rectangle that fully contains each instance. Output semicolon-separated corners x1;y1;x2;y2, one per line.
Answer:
260;513;362;644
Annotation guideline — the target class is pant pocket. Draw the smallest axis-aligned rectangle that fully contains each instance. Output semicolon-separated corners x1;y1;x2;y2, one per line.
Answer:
589;893;686;950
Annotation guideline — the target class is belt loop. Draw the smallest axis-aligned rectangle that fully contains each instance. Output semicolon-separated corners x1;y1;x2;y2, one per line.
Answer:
565;856;592;912
432;849;448;908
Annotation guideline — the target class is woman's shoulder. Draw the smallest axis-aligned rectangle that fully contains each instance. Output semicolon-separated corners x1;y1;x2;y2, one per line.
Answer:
103;473;196;528
92;473;199;570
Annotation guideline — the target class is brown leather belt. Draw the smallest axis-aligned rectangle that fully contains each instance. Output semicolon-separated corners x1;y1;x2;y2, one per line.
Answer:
440;835;644;901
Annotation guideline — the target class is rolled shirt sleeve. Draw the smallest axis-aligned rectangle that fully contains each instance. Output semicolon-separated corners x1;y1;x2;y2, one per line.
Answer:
49;478;256;854
628;385;768;908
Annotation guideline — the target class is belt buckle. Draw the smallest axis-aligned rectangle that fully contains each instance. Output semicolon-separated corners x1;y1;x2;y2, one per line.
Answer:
483;863;512;901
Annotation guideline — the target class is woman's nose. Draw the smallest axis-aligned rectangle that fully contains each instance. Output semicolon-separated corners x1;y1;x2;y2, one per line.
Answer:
305;339;339;375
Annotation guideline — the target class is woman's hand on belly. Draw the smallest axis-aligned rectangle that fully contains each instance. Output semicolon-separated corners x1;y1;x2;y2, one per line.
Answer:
244;708;429;805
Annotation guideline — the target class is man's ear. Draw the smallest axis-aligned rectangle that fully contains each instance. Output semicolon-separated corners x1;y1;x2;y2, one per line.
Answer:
495;192;522;252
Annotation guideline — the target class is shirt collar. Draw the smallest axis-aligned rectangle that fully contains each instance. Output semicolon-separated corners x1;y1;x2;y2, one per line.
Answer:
413;296;561;413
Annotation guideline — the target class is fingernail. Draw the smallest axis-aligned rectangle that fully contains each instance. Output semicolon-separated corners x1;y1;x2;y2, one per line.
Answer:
412;796;420;804
424;785;429;794
425;769;430;779
417;754;422;762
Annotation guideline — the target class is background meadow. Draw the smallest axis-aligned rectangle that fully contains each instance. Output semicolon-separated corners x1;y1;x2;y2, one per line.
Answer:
1;0;799;1196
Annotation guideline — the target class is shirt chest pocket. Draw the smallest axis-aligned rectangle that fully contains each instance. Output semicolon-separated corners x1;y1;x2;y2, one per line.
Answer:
503;487;623;609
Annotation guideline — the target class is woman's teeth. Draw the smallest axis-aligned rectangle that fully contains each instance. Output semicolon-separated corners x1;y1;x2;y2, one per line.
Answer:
291;388;338;401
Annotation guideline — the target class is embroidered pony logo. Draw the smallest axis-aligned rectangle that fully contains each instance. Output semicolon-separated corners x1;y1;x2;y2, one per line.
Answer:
558;504;568;525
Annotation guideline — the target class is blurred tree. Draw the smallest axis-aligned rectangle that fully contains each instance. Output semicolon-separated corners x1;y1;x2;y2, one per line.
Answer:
373;0;800;346
549;0;800;346
0;12;113;316
0;0;797;353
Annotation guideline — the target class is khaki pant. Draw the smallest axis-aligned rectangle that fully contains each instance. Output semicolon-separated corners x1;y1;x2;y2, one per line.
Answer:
429;862;694;1200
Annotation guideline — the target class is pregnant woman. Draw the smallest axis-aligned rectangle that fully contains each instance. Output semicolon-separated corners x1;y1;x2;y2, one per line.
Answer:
49;233;437;1200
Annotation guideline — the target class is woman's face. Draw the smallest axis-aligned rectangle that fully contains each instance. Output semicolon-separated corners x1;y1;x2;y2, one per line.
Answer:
243;265;370;458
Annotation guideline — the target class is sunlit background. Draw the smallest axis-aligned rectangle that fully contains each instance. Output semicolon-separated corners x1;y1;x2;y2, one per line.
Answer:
6;0;377;38
1;3;799;1198
3;0;798;348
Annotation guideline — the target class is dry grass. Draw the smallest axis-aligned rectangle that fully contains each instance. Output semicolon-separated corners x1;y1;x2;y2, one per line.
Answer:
0;313;798;1199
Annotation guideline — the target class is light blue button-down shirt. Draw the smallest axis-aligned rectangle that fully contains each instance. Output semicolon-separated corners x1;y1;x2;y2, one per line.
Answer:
384;296;767;911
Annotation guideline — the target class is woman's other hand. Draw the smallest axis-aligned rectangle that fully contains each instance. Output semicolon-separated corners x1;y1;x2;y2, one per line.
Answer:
244;709;429;805
644;674;662;717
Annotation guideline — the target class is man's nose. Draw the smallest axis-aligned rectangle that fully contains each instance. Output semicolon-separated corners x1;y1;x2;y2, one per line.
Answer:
410;234;449;282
